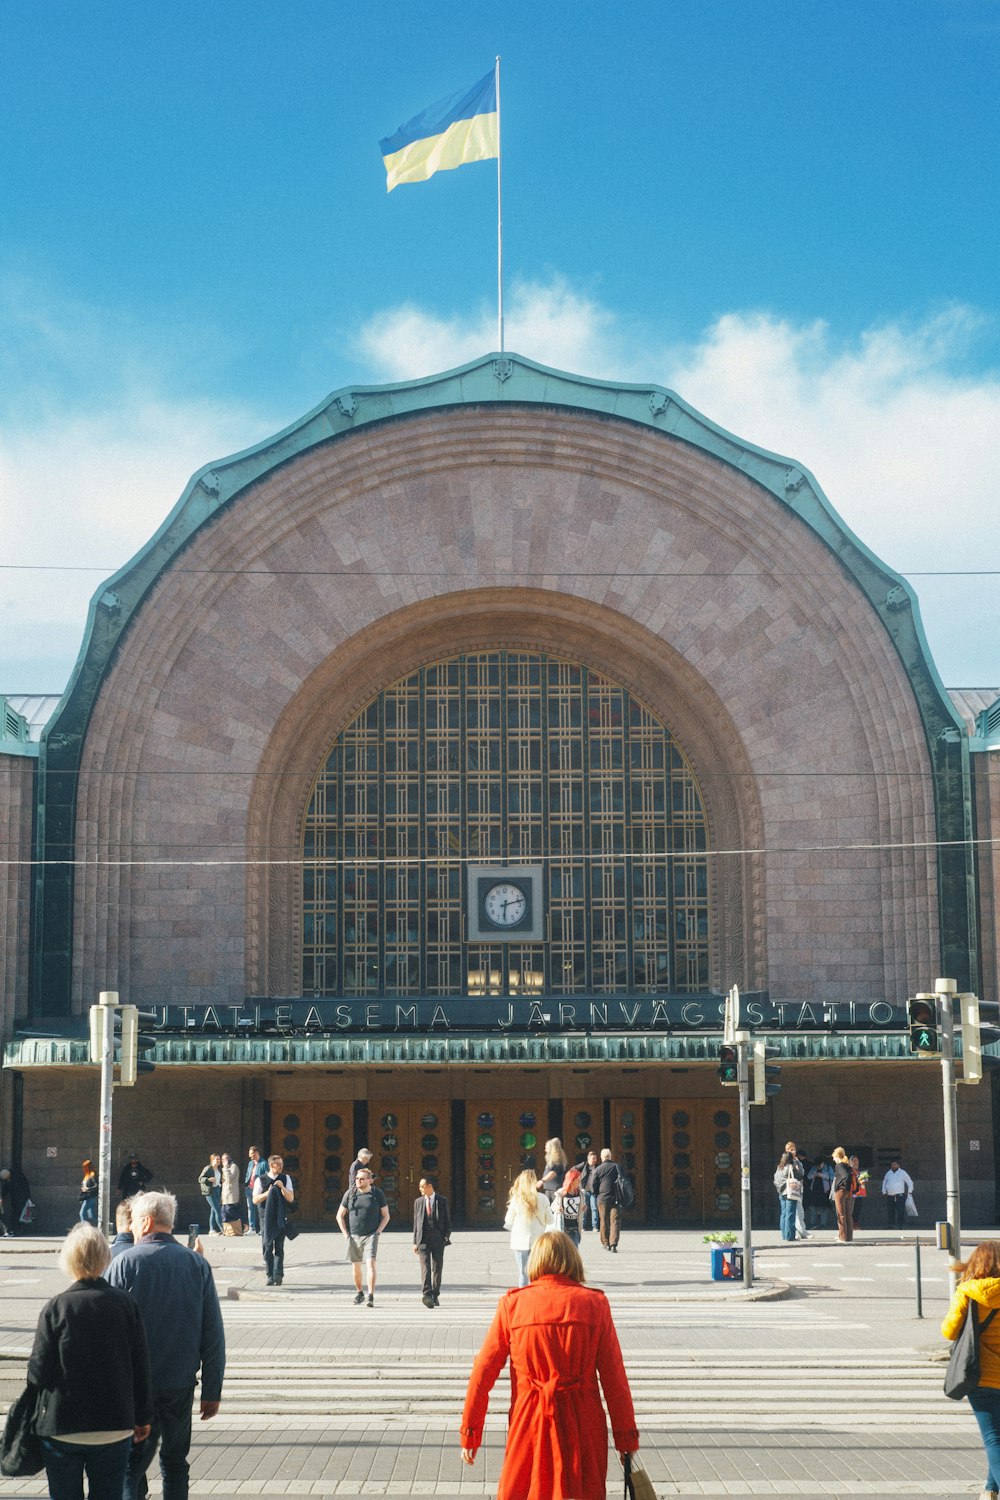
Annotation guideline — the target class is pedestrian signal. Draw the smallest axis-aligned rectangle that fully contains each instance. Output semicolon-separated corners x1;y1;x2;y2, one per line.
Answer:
908;995;940;1056
718;1044;739;1085
752;1041;781;1104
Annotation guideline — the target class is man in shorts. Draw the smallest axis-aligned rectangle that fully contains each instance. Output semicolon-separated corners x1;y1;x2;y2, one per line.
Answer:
336;1166;390;1307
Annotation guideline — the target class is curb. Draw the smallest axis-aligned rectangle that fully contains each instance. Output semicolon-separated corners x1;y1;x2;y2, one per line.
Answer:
227;1277;792;1304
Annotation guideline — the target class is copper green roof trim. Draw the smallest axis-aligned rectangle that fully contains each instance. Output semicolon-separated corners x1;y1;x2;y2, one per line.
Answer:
30;353;976;1013
4;1031;976;1069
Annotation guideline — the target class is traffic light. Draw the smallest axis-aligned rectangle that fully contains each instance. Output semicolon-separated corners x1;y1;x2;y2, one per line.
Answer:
120;1007;157;1087
752;1041;781;1104
718;1044;739;1085
908;995;940;1056
960;994;1000;1085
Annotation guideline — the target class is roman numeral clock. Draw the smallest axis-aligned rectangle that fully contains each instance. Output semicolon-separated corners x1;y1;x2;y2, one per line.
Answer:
466;865;544;942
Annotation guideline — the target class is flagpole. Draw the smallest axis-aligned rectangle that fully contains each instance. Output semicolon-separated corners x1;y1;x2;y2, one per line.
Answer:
495;54;504;354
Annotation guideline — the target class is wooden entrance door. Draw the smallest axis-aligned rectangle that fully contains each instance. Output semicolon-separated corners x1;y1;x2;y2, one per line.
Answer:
271;1102;350;1225
369;1101;451;1225
660;1099;738;1225
610;1098;645;1219
466;1098;547;1225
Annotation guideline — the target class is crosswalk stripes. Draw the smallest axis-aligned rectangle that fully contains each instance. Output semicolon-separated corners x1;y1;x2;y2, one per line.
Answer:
212;1297;958;1427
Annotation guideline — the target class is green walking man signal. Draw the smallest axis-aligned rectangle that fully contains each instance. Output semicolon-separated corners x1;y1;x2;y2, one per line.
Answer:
717;1043;739;1085
908;995;940;1056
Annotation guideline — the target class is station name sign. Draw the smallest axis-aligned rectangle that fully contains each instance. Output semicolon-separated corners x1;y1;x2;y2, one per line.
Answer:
140;994;907;1035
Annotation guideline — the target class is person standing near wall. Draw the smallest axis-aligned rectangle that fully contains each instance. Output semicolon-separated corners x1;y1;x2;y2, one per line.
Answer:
244;1147;264;1234
882;1158;914;1230
79;1160;99;1225
774;1148;804;1242
831;1147;856;1243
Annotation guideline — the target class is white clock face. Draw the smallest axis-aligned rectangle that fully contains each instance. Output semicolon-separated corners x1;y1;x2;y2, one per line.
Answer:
484;882;527;927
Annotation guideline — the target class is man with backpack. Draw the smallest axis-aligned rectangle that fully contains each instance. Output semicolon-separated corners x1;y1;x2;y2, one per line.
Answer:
336;1166;390;1306
590;1148;627;1253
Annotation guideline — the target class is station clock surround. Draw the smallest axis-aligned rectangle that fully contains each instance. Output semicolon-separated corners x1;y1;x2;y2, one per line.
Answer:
467;865;544;942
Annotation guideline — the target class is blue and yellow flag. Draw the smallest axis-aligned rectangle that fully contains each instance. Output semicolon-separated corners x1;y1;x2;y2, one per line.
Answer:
379;70;498;193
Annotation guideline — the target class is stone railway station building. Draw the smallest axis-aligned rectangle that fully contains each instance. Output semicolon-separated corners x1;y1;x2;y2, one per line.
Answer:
2;355;999;1231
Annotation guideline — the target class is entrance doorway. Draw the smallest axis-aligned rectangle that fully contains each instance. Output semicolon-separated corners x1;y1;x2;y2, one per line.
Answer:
660;1098;737;1224
271;1102;349;1225
465;1097;548;1225
610;1097;645;1220
369;1100;452;1225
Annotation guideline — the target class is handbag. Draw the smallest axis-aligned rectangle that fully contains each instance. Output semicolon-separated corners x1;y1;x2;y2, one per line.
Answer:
944;1300;997;1399
284;1221;299;1241
0;1385;44;1477
784;1176;803;1199
904;1192;918;1218
622;1450;657;1500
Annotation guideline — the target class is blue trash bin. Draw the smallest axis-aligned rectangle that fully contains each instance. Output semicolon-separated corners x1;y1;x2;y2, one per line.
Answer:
710;1246;738;1280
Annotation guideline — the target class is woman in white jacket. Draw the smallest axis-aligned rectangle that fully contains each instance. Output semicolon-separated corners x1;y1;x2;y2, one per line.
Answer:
504;1169;553;1287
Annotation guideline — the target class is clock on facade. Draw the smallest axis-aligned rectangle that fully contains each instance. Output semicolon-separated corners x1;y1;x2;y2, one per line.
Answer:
482;880;530;929
466;864;543;942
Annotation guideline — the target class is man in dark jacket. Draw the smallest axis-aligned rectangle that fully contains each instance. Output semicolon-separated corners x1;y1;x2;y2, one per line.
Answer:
590;1148;622;1253
117;1153;153;1201
412;1176;452;1308
107;1190;225;1500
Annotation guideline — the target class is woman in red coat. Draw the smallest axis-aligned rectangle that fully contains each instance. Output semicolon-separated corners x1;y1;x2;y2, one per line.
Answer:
460;1229;639;1500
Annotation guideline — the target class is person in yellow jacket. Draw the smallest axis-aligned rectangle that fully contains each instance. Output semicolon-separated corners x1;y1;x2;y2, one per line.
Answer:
942;1241;1000;1500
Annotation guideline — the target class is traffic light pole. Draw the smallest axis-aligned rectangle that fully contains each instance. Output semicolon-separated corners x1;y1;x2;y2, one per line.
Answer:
97;991;116;1238
937;977;961;1292
736;1030;753;1289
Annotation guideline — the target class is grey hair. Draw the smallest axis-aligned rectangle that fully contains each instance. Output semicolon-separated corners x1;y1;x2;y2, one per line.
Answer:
130;1190;177;1231
60;1223;111;1281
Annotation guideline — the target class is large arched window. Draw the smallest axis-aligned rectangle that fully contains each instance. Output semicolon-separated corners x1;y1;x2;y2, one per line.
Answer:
301;651;710;996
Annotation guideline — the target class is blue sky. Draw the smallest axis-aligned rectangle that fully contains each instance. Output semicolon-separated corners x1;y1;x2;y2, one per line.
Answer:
2;1;998;691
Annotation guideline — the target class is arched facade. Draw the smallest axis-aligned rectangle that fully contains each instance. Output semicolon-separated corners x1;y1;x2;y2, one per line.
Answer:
3;354;989;1229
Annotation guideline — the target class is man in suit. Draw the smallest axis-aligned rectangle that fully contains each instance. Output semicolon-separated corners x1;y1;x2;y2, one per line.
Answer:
412;1176;451;1309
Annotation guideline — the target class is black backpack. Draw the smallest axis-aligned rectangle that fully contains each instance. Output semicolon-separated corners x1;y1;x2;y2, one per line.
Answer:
615;1166;635;1209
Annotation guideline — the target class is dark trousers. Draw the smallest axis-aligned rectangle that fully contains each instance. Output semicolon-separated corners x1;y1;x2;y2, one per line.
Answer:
598;1198;620;1248
43;1435;132;1500
264;1232;285;1281
126;1385;195;1500
886;1193;907;1229
417;1242;444;1297
834;1186;853;1241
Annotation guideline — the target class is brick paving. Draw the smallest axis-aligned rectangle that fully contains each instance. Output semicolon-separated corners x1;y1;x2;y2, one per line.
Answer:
0;1226;990;1496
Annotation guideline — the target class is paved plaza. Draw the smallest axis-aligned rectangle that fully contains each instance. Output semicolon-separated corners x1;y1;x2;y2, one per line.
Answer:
0;1224;992;1497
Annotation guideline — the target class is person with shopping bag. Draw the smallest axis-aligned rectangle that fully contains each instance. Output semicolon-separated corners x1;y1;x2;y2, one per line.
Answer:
942;1239;1000;1500
882;1157;915;1230
460;1229;639;1500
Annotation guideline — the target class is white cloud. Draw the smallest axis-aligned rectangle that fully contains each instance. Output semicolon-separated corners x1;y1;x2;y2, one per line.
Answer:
2;278;997;692
357;286;1000;685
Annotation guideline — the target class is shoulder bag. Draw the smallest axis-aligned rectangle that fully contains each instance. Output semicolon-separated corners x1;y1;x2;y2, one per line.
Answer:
944;1300;998;1400
622;1450;657;1500
0;1385;43;1477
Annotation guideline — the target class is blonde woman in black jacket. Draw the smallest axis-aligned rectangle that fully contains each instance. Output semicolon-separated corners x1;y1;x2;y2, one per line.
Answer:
27;1222;152;1499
